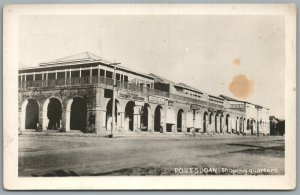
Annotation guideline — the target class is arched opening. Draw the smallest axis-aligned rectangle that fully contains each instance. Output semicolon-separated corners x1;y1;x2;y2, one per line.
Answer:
177;109;184;132
215;114;219;133
247;119;250;130
141;103;151;131
235;117;238;133
106;98;119;130
243;118;246;133
203;112;208;133
239;117;243;133
251;120;254;134
25;99;39;129
47;98;62;130
220;114;224;133
154;105;163;132
70;97;87;131
125;101;135;131
225;114;230;133
209;113;213;124
259;120;262;132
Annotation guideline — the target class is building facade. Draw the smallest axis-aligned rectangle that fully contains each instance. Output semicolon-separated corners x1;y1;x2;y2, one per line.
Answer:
18;52;270;136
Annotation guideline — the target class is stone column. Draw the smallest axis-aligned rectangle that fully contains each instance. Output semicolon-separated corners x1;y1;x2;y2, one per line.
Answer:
182;114;186;133
100;110;107;132
216;116;220;133
42;99;50;131
211;115;215;134
148;113;154;133
117;112;122;130
95;106;102;134
133;106;141;131
60;108;67;132
161;112;166;133
65;102;72;132
120;112;125;129
18;108;22;130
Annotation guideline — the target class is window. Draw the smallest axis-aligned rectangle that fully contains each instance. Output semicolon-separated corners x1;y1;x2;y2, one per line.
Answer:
26;75;33;81
124;75;128;82
116;73;120;81
35;74;43;80
48;73;56;79
92;69;98;76
106;71;112;78
71;71;80;78
81;70;90;77
100;69;105;77
57;72;65;79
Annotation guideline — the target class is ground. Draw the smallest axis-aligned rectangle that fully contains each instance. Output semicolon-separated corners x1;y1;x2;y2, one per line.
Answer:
18;134;284;176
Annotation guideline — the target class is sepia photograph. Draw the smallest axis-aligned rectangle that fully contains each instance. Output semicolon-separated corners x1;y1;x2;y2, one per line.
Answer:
3;4;296;190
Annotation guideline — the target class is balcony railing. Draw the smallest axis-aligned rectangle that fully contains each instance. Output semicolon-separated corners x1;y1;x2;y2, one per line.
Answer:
19;76;221;107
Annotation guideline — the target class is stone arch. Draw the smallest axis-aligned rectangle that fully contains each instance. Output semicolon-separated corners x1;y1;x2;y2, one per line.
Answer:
239;117;243;133
69;97;87;131
203;111;208;133
225;114;230;133
124;101;135;131
42;97;63;130
243;118;246;133
251;120;255;135
154;105;163;132
236;117;239;133
141;103;151;131
220;114;224;133
177;109;184;132
215;113;219;133
106;98;120;131
247;119;250;130
209;112;214;124
21;98;40;130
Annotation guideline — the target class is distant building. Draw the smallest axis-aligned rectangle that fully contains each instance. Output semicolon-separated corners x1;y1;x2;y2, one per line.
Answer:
220;95;270;135
18;52;270;136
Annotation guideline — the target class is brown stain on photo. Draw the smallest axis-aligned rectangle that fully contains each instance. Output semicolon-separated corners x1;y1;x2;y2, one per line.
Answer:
233;58;240;66
229;74;254;99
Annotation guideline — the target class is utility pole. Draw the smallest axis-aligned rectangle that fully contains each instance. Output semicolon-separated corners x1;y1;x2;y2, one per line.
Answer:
256;106;259;137
109;63;120;138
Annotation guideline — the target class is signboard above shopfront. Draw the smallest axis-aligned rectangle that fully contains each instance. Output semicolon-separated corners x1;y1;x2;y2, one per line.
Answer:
119;92;144;102
149;96;165;105
190;104;201;110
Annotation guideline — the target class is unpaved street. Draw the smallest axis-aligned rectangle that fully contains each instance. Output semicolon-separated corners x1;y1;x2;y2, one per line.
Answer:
18;134;284;176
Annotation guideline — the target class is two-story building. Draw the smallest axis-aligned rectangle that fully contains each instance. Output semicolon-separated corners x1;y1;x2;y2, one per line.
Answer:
19;51;269;136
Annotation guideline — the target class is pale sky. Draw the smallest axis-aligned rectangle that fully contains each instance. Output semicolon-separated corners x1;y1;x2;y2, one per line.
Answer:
19;15;285;119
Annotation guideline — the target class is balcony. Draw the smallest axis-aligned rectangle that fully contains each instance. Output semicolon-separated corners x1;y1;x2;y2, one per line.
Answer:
19;76;217;107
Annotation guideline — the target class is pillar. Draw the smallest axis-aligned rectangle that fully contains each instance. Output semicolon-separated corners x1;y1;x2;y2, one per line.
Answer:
161;111;166;133
133;106;141;131
117;112;122;130
120;112;125;129
65;99;72;132
20;100;27;131
216;116;220;133
60;109;67;132
95;106;101;134
148;112;154;133
42;99;50;131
